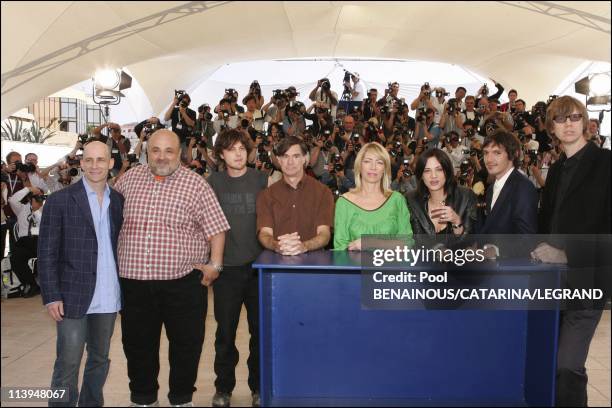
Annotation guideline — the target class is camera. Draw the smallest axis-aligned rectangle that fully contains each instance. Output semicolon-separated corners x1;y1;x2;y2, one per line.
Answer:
31;194;47;203
513;112;527;131
250;80;261;94
258;150;273;169
198;104;213;121
481;83;489;96
447;98;458;114
285;87;299;98
435;89;450;98
324;140;334;150
16;161;36;173
465;128;476;138
77;133;89;144
225;88;238;102
68;167;79;177
320;78;331;91
460;159;472;176
526;149;538;164
175;89;186;98
531;101;547;122
143;122;163;137
241;118;250;128
272;89;287;101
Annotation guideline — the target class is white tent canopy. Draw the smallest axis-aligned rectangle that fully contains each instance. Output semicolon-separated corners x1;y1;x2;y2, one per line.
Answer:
2;1;611;120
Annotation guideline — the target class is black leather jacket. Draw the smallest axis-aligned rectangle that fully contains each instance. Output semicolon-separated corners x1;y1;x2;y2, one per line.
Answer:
406;185;478;236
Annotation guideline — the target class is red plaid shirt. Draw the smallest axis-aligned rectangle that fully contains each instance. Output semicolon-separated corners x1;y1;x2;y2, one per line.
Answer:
114;165;230;280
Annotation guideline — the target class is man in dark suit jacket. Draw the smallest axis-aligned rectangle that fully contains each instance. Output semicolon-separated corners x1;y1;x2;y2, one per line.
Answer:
531;96;611;407
38;141;124;407
477;129;538;252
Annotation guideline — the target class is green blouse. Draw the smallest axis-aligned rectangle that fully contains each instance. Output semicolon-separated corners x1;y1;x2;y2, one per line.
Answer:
333;191;413;250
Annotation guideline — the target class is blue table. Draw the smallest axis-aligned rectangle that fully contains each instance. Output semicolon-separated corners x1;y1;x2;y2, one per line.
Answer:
254;250;560;406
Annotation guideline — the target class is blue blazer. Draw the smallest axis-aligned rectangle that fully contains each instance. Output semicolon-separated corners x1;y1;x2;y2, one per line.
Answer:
478;168;538;234
38;179;124;319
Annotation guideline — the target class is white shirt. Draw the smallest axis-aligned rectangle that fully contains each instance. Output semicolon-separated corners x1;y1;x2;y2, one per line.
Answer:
432;98;446;124
8;188;43;239
314;89;338;119
491;167;514;210
352;80;366;101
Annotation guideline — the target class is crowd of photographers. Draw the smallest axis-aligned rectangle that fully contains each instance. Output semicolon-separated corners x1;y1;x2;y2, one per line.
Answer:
0;74;608;297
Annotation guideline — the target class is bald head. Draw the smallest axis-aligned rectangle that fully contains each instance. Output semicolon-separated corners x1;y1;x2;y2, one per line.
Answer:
148;129;180;150
83;140;111;160
147;129;181;176
81;140;114;185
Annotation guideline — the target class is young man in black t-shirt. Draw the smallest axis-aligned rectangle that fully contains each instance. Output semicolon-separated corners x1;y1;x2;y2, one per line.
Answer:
207;129;268;408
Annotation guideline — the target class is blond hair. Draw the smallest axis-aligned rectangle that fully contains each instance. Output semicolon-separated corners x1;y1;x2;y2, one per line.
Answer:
352;142;392;196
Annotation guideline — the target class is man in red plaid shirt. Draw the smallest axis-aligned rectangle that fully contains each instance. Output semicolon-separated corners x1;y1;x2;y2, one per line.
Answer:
114;129;230;407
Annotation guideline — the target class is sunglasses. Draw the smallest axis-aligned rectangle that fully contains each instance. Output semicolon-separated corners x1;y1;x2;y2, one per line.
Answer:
553;113;583;124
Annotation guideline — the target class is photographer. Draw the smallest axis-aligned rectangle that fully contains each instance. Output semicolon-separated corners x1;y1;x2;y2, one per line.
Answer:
283;101;306;138
262;89;289;124
214;98;240;135
248;80;265;109
309;123;339;185
361;88;381;122
391;158;418;195
309;78;338;119
134;117;164;164
410;82;436;112
414;108;441;148
478;98;513;138
194;104;216;149
382;97;411;138
454;86;467;111
519;149;546;189
215;88;244;115
304;103;333;139
345;71;366;102
475;79;504;106
431;87;449;124
23;153;52;193
8;185;46;297
439;97;465;135
243;94;266;133
500;89;519;113
325;153;354;195
443;131;466;171
528;101;552;153
163;91;196;153
92;122;131;176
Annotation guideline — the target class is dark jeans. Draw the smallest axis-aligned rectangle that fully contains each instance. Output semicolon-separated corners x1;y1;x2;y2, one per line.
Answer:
120;270;206;406
213;264;259;394
49;313;117;407
556;309;603;407
11;236;38;287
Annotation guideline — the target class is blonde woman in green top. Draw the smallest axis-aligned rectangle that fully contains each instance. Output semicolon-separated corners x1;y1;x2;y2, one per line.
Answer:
334;142;413;250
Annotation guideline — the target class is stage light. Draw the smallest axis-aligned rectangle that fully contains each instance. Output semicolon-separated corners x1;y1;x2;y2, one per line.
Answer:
92;68;132;105
94;69;120;90
574;72;611;111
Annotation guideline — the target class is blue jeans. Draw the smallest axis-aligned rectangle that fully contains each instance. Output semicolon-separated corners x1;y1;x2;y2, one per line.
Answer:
49;313;117;407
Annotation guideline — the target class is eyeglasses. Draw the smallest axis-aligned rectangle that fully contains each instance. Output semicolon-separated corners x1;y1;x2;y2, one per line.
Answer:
553;113;583;124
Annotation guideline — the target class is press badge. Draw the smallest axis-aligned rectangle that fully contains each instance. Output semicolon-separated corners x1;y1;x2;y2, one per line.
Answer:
176;123;182;130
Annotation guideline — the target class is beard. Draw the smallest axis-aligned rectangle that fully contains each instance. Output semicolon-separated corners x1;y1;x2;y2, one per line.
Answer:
149;159;179;176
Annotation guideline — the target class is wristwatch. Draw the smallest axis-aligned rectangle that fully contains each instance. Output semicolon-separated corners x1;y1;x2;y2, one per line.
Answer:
209;262;223;273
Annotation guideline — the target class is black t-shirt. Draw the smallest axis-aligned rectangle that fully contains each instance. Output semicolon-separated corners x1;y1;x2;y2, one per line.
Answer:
170;107;197;143
207;167;268;266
